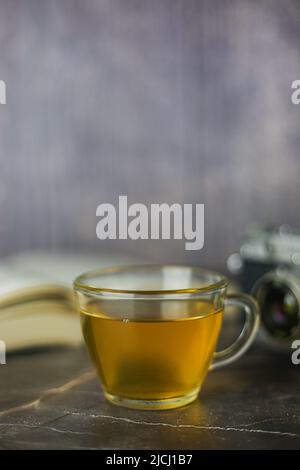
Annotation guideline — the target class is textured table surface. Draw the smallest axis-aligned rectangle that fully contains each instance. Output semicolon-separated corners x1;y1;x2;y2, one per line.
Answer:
0;338;299;450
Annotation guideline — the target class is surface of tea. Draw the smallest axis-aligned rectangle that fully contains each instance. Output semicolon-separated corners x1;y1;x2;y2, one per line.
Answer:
81;300;223;403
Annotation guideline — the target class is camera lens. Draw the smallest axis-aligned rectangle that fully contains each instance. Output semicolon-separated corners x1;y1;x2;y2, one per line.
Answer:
255;280;299;339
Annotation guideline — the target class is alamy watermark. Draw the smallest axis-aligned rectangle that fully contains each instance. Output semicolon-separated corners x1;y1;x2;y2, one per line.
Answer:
0;80;6;104
96;195;204;250
0;80;6;364
291;340;300;365
0;340;6;364
291;80;300;105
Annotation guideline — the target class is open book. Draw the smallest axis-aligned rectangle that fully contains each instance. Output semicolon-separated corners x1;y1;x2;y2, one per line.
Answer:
0;251;138;352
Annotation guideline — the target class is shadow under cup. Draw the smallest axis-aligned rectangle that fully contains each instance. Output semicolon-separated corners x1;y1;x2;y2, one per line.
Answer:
74;265;259;410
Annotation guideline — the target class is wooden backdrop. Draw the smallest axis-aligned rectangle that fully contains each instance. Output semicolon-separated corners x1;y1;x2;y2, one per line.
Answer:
0;0;299;269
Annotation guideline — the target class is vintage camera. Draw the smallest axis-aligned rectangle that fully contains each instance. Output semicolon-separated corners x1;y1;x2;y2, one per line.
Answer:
227;225;300;348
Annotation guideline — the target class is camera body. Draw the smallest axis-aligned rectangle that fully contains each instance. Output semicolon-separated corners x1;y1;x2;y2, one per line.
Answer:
227;225;300;348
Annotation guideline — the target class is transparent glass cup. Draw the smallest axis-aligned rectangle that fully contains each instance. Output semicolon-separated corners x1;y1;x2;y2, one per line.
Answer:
74;265;259;410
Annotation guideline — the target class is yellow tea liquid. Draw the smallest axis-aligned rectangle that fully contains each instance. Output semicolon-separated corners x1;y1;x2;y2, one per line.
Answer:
81;300;223;406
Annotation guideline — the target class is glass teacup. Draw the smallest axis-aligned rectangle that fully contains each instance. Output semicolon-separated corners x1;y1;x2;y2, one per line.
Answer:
74;265;259;410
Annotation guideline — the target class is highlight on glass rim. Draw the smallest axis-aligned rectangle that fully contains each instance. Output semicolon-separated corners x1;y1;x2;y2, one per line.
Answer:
0;0;299;456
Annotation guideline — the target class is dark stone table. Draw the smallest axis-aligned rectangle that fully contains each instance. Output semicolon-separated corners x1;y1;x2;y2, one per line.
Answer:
0;336;299;449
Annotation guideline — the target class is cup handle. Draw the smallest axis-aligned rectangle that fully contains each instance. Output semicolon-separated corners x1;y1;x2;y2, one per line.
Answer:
210;293;260;370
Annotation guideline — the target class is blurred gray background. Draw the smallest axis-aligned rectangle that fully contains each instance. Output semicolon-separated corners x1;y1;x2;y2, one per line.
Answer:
0;0;299;270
